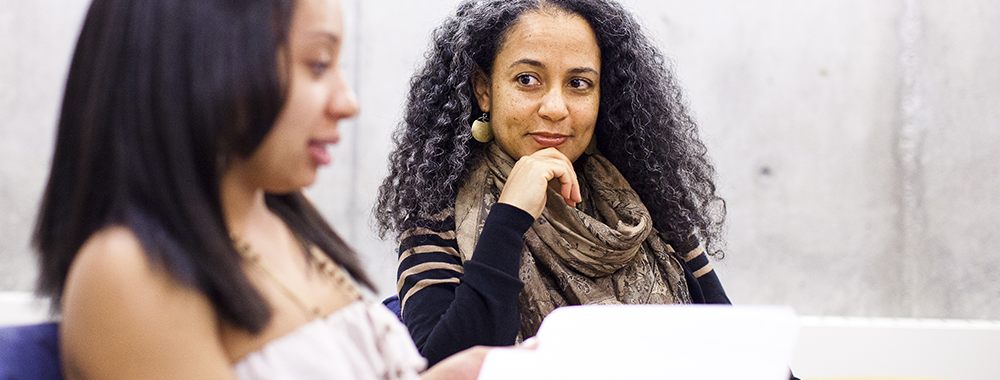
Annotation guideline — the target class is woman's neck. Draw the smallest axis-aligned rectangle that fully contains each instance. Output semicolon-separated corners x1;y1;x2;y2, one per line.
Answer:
220;167;273;239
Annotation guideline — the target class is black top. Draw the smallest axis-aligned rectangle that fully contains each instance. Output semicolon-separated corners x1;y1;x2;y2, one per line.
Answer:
396;203;731;366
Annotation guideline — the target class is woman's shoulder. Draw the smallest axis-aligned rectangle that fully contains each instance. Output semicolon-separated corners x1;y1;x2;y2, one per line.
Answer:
61;226;232;379
75;225;143;258
401;207;457;237
64;226;153;296
64;226;179;299
63;225;219;325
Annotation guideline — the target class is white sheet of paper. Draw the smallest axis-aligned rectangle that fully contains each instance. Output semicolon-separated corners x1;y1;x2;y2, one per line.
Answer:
477;304;798;380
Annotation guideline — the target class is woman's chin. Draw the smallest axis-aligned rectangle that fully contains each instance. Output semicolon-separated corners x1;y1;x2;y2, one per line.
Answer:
263;175;316;195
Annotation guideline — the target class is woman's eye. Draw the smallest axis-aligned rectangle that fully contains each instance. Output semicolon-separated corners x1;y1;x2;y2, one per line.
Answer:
516;74;538;86
310;61;331;77
569;78;592;90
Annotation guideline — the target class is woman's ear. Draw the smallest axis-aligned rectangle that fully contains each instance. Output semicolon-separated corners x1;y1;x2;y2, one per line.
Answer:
472;69;492;113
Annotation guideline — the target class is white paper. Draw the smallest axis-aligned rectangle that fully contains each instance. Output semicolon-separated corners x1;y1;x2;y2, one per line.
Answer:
478;304;798;380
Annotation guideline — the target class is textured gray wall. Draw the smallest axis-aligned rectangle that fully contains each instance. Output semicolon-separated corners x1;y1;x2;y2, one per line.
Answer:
1;0;997;320
0;0;93;291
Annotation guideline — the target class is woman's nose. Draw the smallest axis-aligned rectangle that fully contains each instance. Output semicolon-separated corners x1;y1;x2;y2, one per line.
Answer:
538;87;569;122
328;70;359;120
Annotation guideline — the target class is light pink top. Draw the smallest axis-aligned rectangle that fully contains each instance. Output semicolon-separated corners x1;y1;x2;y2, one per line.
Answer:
234;300;427;380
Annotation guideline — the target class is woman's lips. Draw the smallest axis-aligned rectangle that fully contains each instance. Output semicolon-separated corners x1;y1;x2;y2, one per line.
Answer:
531;133;568;148
308;138;337;166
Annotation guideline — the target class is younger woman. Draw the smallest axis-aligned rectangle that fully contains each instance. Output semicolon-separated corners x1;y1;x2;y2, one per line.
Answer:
34;0;487;378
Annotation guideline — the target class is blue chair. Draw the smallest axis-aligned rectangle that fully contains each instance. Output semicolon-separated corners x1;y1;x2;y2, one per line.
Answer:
0;322;63;380
382;294;403;322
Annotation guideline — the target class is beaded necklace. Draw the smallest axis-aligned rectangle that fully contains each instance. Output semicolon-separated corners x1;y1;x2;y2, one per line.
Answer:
232;236;359;319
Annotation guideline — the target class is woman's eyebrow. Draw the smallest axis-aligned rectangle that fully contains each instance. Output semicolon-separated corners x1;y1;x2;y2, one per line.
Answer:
509;59;598;75
509;58;545;69
568;67;598;75
307;30;342;46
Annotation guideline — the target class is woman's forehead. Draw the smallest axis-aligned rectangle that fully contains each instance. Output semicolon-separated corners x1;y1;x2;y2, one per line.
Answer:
494;10;600;72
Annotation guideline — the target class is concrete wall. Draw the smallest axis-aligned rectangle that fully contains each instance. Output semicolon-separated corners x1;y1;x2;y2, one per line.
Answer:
633;0;1000;319
1;0;997;320
0;0;93;292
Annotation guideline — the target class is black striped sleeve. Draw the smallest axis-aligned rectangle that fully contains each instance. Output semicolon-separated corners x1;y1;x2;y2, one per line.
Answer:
397;218;464;310
677;243;731;305
396;203;532;366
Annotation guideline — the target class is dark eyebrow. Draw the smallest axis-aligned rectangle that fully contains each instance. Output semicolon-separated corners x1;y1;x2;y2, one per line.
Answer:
568;67;599;76
509;59;598;76
308;30;342;46
509;58;545;69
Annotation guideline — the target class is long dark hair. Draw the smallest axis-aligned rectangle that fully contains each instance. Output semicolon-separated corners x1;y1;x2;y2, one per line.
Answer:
375;0;727;256
33;0;372;334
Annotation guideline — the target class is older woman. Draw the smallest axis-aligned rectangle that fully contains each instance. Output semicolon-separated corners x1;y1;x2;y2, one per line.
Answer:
376;0;729;366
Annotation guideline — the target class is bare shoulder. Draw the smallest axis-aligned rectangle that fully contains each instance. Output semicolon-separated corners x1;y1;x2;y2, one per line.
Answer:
67;226;149;282
63;226;192;322
61;226;235;380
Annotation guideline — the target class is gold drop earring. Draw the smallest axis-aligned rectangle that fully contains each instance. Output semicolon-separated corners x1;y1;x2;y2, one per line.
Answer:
471;113;493;143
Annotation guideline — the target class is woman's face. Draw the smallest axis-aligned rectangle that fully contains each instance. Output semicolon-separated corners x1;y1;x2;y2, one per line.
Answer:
234;0;358;193
474;9;600;163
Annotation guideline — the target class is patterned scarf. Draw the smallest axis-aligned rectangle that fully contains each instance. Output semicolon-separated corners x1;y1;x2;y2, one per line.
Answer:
455;143;691;339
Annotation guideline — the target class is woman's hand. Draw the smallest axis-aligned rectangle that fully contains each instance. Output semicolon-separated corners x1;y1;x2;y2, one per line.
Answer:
498;148;582;218
419;340;539;380
420;346;492;380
